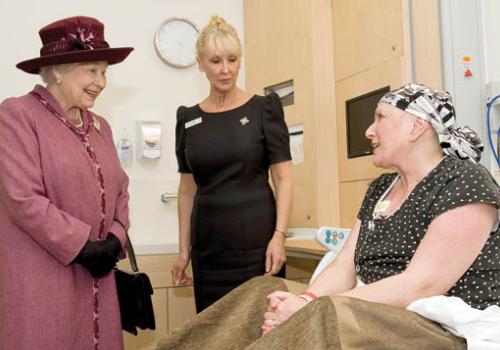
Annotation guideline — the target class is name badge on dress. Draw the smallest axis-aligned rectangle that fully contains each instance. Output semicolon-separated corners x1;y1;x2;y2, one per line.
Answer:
185;117;202;129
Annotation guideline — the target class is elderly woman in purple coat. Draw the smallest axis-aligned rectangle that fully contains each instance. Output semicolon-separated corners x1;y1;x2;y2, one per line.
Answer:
0;16;134;350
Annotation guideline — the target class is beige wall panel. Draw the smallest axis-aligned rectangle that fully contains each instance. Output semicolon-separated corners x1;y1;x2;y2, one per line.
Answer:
339;179;373;228
290;155;318;226
244;0;312;94
311;0;340;226
292;117;319;226
168;287;197;333
336;57;406;182
333;0;404;81
244;0;340;227
401;0;414;84
244;0;319;227
123;287;168;350
412;0;443;88
283;105;300;126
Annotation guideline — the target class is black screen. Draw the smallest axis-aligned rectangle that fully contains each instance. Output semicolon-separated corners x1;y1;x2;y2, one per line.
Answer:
346;86;390;159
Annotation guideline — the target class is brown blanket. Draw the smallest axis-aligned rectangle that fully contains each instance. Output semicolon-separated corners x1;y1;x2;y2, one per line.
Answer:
156;276;466;350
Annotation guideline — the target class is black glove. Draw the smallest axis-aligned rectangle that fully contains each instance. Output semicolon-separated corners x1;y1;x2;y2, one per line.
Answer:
74;234;122;278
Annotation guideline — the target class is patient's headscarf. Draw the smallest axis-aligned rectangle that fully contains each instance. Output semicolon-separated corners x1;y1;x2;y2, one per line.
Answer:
379;83;484;163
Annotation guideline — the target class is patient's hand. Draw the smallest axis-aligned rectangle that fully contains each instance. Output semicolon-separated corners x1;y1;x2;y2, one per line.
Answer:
261;291;308;336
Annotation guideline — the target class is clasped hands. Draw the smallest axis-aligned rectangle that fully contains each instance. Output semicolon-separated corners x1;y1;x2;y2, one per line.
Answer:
261;291;308;336
73;233;121;278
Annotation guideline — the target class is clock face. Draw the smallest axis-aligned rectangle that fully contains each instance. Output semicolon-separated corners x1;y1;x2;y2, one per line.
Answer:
155;18;199;68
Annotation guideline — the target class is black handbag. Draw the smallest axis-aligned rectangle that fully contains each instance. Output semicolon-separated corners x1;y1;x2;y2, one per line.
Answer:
114;227;156;335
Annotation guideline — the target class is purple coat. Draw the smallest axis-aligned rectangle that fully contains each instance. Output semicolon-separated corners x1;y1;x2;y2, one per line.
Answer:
0;85;130;350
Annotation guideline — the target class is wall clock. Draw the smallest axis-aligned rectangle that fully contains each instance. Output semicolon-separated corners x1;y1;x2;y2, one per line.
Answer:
155;17;199;68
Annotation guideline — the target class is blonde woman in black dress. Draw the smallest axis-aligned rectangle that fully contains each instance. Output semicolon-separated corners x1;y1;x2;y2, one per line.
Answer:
171;15;293;313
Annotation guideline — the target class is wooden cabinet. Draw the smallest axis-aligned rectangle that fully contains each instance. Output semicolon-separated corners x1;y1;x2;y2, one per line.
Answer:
118;254;196;350
122;288;168;350
167;287;196;332
286;256;320;284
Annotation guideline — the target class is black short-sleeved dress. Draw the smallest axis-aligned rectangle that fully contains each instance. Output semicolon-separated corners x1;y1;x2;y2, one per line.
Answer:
175;93;291;312
356;156;500;309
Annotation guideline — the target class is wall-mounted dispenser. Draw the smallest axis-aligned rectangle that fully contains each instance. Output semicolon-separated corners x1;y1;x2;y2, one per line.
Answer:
116;127;133;166
137;121;162;159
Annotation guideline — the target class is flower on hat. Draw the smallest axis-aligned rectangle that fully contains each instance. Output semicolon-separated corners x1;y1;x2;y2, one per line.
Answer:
69;27;96;50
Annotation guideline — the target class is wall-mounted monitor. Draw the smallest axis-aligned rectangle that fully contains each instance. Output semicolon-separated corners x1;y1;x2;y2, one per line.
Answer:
345;86;390;159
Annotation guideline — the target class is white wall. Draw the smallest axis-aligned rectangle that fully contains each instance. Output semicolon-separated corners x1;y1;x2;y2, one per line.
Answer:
482;0;500;83
481;0;500;176
0;1;244;246
439;0;500;174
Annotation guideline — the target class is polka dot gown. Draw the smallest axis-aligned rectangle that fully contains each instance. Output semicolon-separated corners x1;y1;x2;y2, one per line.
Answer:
356;156;500;309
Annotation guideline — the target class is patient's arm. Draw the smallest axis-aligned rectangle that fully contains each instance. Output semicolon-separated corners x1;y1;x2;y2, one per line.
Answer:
261;220;361;335
306;219;360;296
339;202;496;307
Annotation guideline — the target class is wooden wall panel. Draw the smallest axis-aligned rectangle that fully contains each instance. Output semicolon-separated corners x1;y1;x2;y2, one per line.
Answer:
244;0;311;93
311;0;340;226
336;57;406;183
244;0;319;227
412;0;443;88
333;0;404;81
244;0;339;226
339;179;373;228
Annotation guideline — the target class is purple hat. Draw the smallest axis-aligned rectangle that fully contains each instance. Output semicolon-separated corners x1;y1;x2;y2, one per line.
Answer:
16;16;134;74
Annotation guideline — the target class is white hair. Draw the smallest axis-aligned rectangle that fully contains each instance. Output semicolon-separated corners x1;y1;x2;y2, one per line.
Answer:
39;63;78;84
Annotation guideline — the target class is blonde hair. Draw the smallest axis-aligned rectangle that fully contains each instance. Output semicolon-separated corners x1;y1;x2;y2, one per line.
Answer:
196;16;242;59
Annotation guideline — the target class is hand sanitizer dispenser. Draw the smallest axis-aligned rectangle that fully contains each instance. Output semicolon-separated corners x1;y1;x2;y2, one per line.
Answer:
137;121;161;159
116;128;133;165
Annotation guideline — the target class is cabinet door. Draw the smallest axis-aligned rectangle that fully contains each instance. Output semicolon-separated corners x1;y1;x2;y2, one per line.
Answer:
168;286;197;333
123;287;168;350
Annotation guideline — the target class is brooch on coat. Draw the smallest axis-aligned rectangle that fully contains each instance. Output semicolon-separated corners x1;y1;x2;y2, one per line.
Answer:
93;116;101;132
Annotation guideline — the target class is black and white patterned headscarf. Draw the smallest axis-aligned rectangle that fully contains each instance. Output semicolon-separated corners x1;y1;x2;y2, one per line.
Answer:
379;83;484;162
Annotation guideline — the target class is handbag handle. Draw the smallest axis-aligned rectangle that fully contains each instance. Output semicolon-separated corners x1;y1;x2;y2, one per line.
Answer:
115;220;139;273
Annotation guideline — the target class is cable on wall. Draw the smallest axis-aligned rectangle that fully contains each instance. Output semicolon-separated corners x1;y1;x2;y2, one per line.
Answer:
486;94;500;167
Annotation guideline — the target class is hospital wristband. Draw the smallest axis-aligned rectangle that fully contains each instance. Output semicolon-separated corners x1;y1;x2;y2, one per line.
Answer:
299;290;318;303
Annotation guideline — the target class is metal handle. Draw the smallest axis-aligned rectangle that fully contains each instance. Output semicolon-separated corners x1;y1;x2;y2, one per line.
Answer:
161;192;178;203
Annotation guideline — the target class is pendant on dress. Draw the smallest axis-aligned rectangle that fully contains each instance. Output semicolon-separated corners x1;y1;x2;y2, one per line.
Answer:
355;264;361;274
368;220;375;231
